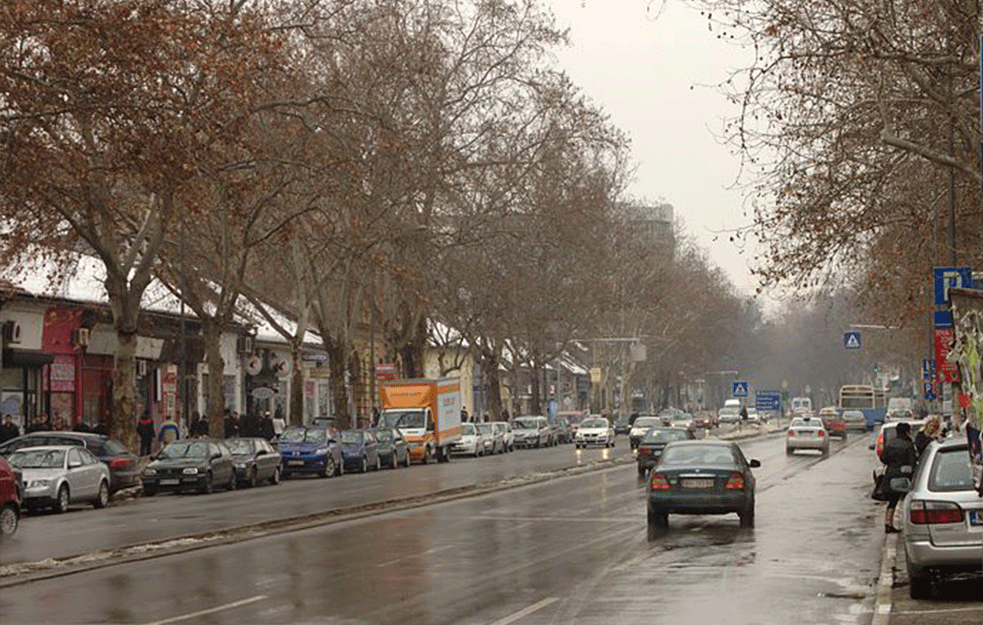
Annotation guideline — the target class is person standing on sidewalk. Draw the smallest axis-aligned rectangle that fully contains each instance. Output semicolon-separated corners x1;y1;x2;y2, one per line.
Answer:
914;415;941;458
878;421;916;533
0;414;20;443
158;415;180;446
137;412;155;456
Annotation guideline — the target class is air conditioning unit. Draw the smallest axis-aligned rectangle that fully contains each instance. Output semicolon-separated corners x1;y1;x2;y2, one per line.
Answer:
237;335;254;355
137;359;148;377
73;327;90;347
1;320;22;344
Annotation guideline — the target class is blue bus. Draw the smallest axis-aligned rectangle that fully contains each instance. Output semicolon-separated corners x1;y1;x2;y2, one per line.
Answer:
838;385;887;429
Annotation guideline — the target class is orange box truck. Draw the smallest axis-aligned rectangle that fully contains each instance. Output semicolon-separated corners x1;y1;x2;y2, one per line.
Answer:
378;378;462;463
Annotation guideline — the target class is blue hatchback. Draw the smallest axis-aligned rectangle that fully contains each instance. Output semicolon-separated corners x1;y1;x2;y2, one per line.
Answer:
275;426;343;478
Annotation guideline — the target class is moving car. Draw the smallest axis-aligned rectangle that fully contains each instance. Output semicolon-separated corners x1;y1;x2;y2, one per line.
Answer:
902;438;982;599
9;446;111;512
629;416;662;449
636;427;696;476
647;440;760;530
142;439;236;495
477;423;505;454
574;416;614;448
492;422;514;452
512;416;550;448
718;402;741;424
0;431;140;492
558;411;587;434
786;416;829;455
818;407;847;440
452;422;485;457
669;413;695;430
842;409;869;432
225;438;282;487
340;430;381;473
373;427;411;468
613;414;632;435
1;456;23;538
275;426;343;478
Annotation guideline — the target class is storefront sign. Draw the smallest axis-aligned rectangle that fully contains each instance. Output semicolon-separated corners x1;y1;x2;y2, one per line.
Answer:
252;386;275;400
49;355;75;392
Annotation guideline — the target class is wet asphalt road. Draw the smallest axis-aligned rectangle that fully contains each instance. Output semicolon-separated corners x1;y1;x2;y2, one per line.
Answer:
0;432;887;625
1;437;633;565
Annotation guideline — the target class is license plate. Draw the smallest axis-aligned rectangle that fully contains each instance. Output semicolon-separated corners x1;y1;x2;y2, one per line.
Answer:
682;478;714;489
970;510;983;525
160;479;179;485
288;460;305;466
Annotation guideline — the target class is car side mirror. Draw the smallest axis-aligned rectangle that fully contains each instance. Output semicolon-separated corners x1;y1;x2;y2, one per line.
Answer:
749;459;761;468
211;453;221;461
256;449;266;456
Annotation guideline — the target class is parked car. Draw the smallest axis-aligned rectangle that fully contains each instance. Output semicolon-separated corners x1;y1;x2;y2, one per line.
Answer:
9;446;111;512
574;416;614;448
452;423;486;457
477;423;505;454
558;411;587;434
276;426;343;478
0;431;139;492
512;416;550;448
636;427;696;476
818;408;847;440
842;409;869;432
647;440;760;530
142;439;236;495
902;438;982;598
629;416;663;449
544;415;566;445
1;456;23;539
554;416;573;444
373;427;411;468
340;430;381;473
786;416;829;455
225;438;282;487
492;421;514;452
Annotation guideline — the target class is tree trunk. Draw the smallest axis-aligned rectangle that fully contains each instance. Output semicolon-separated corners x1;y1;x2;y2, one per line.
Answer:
202;317;225;437
483;350;503;419
326;338;349;429
112;327;139;452
290;340;305;426
530;361;542;415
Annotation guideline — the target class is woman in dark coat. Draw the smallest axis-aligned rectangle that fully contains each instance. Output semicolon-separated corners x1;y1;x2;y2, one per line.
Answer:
879;422;917;533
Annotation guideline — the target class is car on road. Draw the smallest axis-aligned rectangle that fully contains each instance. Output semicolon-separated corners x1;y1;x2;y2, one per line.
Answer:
902;438;982;599
786;416;829;455
574;416;614;448
225;437;282;487
512;416;550;448
373;427;411;468
669;413;695;430
718;404;741;425
629;416;662;449
0;431;140;492
492;421;514;452
276;426;343;478
636;427;695;476
9;445;111;512
558;411;587;435
613;414;632;435
647;440;760;530
478;422;505;454
0;456;23;539
452;422;485;457
657;407;685;426
545;415;568;445
692;412;715;429
142;439;236;495
841;409;869;432
818;411;846;440
340;429;381;473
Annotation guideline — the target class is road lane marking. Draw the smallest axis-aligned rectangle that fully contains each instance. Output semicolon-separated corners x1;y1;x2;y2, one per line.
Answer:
891;606;983;615
141;595;267;625
376;544;453;567
487;597;559;625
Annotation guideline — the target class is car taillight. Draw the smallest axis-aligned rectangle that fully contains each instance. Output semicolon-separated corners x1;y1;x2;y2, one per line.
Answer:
909;500;964;524
876;432;884;457
109;458;131;469
650;473;670;489
787;430;795;437
724;472;744;489
817;430;824;437
638;448;651;455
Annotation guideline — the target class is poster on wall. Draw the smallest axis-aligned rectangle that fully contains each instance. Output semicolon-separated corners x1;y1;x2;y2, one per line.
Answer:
948;287;983;494
49;355;75;392
1;393;23;428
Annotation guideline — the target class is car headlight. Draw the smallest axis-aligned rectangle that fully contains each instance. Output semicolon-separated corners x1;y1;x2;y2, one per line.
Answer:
235;463;246;470
143;468;156;476
182;467;199;475
29;479;51;488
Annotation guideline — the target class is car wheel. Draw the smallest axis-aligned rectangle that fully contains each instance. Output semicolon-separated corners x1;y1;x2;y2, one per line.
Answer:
842;433;848;442
375;455;382;471
281;470;291;480
248;466;258;488
336;456;345;476
360;455;367;473
908;573;934;600
0;503;19;538
403;452;412;468
647;505;668;529
739;499;755;528
822;445;829;456
270;467;281;485
143;486;157;497
93;480;109;509
55;484;70;513
785;446;793;455
637;465;647;478
201;472;213;495
227;471;237;491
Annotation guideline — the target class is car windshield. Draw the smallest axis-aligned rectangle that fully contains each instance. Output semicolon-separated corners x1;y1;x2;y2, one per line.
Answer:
461;423;477;435
581;418;608;428
224;439;255;455
477;424;493;434
280;428;327;444
929;448;974;491
843;411;864;419
340;431;364;444
380;411;425;429
634;417;660;428
512;419;537;429
661;445;737;466
720;407;739;414
159;441;209;459
9;449;65;468
643;429;689;443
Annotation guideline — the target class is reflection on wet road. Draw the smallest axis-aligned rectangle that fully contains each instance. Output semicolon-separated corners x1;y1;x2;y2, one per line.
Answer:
0;433;885;625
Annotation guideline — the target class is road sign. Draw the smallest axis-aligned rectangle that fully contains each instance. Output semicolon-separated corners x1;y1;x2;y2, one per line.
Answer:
731;381;749;398
934;310;954;328
921;359;936;380
933;266;972;306
923;381;937;401
844;331;862;350
755;391;781;412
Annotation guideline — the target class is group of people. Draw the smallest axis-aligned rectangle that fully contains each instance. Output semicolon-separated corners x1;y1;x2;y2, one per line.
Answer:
878;416;945;533
0;412;110;444
460;407;512;423
133;408;289;457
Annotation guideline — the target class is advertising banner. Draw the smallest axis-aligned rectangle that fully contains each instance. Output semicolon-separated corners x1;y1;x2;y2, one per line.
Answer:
948;287;983;493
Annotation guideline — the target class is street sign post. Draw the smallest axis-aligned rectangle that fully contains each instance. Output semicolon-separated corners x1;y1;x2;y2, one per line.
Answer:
731;381;749;398
923;381;937;401
755;391;781;412
921;358;936;380
844;331;862;350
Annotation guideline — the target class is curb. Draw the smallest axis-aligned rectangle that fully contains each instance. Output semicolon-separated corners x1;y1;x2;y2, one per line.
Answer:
872;531;898;625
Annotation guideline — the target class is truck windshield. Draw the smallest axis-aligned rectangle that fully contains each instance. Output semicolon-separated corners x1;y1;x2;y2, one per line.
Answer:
382;411;425;429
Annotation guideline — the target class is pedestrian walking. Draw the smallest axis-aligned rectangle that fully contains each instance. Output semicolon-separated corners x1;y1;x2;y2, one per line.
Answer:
877;421;916;533
0;414;20;443
190;412;209;438
272;411;286;437
914;415;941;458
158;415;180;446
137;412;155;456
501;408;510;422
260;411;275;441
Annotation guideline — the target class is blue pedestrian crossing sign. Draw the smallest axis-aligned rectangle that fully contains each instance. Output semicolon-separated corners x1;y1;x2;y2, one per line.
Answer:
844;331;862;350
732;381;749;398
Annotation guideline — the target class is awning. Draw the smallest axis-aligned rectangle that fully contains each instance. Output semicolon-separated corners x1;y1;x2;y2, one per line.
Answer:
2;348;55;368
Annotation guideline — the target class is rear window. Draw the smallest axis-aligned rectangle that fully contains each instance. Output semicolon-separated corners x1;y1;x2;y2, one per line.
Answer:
633;417;660;428
928;447;974;492
643;429;689;443
661;445;737;466
101;439;129;455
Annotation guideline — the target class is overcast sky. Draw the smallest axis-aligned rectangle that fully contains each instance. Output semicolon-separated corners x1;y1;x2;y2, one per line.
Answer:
546;0;764;298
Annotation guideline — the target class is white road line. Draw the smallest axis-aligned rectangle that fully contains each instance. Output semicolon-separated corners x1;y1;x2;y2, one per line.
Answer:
141;595;267;625
891;606;983;615
487;597;559;625
376;544;453;568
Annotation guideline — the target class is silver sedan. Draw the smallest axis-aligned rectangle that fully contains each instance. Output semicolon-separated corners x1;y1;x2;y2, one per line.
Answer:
785;417;829;455
7;445;111;513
